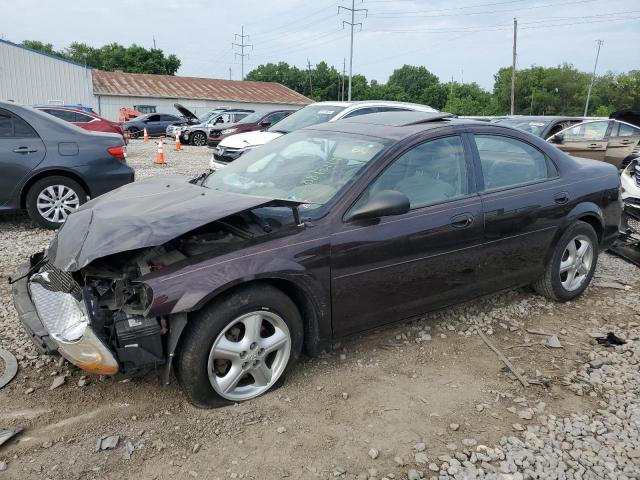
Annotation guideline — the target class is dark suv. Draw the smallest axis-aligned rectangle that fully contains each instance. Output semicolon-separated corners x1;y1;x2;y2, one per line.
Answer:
0;101;134;228
207;110;295;147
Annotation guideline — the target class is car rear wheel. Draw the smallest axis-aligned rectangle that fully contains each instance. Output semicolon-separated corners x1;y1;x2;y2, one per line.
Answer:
128;127;140;139
533;221;598;301
176;284;303;408
190;131;207;146
25;176;86;229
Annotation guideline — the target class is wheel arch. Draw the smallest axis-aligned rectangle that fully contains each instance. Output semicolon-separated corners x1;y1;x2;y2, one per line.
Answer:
183;277;327;357
20;169;91;209
543;202;605;265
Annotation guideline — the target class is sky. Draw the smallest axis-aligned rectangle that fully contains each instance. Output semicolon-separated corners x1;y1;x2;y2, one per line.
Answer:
2;0;639;90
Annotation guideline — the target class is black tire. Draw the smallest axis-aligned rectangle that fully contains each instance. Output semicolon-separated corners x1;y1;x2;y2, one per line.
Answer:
176;284;304;408
533;221;599;302
25;176;87;229
128;127;140;139
190;131;207;146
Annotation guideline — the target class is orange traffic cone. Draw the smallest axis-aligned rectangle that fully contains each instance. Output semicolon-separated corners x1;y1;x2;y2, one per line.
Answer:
175;132;182;151
155;137;165;165
143;127;149;142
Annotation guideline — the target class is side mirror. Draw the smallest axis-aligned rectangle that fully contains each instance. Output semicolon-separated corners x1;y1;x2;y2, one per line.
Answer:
550;133;564;144
345;190;410;222
259;120;271;127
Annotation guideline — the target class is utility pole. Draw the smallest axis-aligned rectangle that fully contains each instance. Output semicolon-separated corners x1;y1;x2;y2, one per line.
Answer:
307;59;314;97
339;0;367;101
584;40;604;117
229;68;232;81
232;25;253;80
341;58;346;101
153;37;156;49
510;17;517;115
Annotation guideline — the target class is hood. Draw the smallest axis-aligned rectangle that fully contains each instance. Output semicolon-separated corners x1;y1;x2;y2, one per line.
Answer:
49;175;300;272
219;130;284;149
173;103;199;122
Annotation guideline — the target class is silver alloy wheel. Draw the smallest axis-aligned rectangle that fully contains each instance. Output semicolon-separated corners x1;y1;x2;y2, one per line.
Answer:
207;311;291;401
559;234;594;291
192;132;206;146
36;185;80;223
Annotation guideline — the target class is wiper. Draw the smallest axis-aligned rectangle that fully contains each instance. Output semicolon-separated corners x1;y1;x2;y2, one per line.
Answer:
270;129;289;134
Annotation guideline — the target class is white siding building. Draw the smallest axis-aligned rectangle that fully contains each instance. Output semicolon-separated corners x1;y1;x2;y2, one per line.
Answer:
0;39;311;120
0;39;95;109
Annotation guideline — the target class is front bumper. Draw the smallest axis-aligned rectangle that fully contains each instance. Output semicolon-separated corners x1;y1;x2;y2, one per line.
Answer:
11;260;119;375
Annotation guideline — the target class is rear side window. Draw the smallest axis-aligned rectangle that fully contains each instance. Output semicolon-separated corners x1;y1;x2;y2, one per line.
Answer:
474;135;549;191
343;107;379;118
74;112;95;123
0;109;37;138
616;122;640;137
44;108;76;122
160;115;179;121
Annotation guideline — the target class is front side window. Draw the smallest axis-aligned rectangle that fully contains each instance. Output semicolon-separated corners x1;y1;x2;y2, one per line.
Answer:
356;136;469;209
343;107;379;119
147;114;161;122
44;109;76;122
475;135;549;190
265;111;289;124
203;130;388;210
561;121;609;141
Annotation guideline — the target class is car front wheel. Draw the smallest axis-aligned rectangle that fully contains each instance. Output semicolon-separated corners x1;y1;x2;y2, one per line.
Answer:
176;284;303;408
190;131;207;146
128;127;140;139
25;176;86;229
533;221;599;301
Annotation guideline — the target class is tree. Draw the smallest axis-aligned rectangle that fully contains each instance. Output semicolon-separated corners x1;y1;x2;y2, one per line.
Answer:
19;39;181;75
20;40;56;55
388;65;439;103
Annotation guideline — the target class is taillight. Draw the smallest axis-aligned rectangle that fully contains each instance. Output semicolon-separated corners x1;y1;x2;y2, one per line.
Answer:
107;145;127;160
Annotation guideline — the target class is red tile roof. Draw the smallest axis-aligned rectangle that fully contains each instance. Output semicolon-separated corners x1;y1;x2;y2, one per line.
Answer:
93;70;312;105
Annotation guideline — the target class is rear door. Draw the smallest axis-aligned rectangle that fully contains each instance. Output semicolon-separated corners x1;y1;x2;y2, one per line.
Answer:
470;131;568;289
0;109;46;207
552;120;610;160
331;134;484;336
606;121;640;168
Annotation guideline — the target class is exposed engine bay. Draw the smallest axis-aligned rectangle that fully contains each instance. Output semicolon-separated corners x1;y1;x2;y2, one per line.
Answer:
610;159;640;267
31;206;297;376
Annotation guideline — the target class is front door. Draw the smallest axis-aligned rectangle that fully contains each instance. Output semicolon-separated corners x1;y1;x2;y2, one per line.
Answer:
0;109;46;207
554;120;610;161
331;135;484;336
144;114;163;135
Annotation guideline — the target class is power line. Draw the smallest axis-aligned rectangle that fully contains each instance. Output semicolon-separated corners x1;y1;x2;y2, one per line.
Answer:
339;0;368;101
584;40;604;116
232;25;253;80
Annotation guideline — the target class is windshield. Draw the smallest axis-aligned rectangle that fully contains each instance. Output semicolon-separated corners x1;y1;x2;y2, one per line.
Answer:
267;104;346;134
198;110;224;123
238;112;264;124
496;118;551;136
203;130;388;212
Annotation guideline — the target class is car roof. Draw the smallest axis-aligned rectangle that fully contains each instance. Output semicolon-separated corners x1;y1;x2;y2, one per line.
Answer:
497;115;586;121
306;111;475;140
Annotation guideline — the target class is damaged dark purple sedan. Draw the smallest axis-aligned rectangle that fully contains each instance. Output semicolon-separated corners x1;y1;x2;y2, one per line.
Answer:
12;112;621;407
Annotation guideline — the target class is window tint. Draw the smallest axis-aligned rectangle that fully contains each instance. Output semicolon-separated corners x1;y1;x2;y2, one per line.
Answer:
147;115;161;122
378;107;411;113
0;114;12;137
359;136;469;209
0;110;37;138
74;112;95;123
265;111;289;124
46;109;76;122
13;115;37;137
475;135;549;190
563;121;609;141
160;115;179;122
616;122;640;137
343;107;379;118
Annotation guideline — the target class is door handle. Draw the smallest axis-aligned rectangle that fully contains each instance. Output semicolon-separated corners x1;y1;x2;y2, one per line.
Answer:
587;143;601;149
13;146;38;154
554;192;569;205
450;213;473;228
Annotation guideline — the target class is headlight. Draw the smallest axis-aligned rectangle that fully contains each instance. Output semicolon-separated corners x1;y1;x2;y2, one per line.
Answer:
221;128;238;135
29;282;88;343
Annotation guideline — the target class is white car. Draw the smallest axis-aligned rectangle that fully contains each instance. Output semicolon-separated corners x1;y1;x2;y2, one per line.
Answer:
209;100;437;170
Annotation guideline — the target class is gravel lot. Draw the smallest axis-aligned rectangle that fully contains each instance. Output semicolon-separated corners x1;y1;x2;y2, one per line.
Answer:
0;139;638;479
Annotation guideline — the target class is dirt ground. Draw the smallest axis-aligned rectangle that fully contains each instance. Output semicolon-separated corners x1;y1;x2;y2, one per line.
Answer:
0;141;638;480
